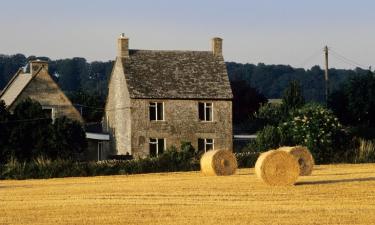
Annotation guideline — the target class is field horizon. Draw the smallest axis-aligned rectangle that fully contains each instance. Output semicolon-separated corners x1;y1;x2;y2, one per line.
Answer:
1;163;375;224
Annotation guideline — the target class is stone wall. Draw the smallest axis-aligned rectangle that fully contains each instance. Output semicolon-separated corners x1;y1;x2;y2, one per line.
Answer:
103;58;132;156
130;99;232;158
9;68;83;123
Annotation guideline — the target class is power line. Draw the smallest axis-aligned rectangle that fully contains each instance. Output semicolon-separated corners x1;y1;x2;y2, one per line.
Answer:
296;48;324;68
329;48;368;69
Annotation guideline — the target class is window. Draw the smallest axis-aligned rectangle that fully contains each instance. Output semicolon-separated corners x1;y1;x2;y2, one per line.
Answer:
149;102;164;121
97;141;104;161
42;107;55;121
149;138;165;157
199;102;213;121
198;138;214;152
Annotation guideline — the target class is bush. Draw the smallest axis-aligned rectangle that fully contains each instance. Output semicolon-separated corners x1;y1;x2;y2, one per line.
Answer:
255;103;284;126
279;103;343;163
353;139;375;163
251;125;282;152
0;142;200;180
235;152;260;168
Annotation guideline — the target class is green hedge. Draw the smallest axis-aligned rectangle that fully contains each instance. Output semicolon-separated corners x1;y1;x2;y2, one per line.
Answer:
0;148;259;180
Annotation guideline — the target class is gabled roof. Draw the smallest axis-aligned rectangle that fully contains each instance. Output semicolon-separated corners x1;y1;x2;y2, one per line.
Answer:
122;50;233;100
0;68;40;108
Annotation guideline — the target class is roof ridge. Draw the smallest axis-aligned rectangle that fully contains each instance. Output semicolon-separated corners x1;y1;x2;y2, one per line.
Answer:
129;49;212;53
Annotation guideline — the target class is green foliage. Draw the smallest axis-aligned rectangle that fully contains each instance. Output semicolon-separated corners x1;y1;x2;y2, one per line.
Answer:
346;72;375;126
0;143;200;180
231;80;267;124
235;152;260;168
251;125;283;152
255;103;284;126
281;80;305;113
279;103;342;163
67;91;105;122
50;117;87;159
1;98;86;162
8;99;53;161
329;72;375;127
0;100;11;163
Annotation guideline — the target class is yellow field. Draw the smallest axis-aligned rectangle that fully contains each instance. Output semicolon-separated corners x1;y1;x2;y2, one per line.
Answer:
1;164;375;225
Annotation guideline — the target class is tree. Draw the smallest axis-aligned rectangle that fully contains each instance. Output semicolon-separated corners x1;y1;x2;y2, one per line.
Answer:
329;71;375;127
8;98;53;161
0;100;11;163
346;72;375;126
281;80;305;113
50;117;87;159
231;80;267;124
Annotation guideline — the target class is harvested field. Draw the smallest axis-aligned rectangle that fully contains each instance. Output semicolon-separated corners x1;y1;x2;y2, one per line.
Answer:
1;163;375;225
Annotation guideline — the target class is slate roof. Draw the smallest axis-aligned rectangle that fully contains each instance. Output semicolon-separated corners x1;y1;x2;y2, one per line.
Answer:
122;50;233;99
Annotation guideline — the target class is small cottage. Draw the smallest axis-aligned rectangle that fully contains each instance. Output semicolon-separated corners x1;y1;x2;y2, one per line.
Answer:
103;34;233;158
0;60;83;122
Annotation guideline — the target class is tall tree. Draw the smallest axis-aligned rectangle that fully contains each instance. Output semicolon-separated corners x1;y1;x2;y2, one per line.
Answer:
281;80;305;113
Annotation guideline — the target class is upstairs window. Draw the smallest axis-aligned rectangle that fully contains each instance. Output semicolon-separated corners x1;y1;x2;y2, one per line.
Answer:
199;102;213;121
149;102;164;121
42;107;55;122
149;138;165;157
198;138;214;152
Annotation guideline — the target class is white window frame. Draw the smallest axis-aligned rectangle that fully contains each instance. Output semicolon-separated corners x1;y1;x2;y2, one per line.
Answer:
149;102;164;121
149;138;166;156
200;102;213;122
199;138;215;152
42;106;55;122
204;138;214;152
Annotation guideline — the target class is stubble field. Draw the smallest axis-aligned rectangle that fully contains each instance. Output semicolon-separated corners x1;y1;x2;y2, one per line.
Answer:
1;163;375;225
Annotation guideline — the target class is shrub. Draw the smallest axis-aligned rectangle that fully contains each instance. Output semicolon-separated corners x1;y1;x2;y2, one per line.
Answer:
235;152;260;168
255;103;284;126
251;125;282;152
279;103;342;163
0;142;200;180
354;139;375;163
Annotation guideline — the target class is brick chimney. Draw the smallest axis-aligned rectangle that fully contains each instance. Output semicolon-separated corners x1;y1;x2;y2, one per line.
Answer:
30;60;48;75
118;33;129;58
211;37;223;57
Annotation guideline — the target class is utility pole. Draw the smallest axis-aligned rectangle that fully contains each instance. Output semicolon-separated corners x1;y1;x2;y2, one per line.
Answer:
324;46;329;105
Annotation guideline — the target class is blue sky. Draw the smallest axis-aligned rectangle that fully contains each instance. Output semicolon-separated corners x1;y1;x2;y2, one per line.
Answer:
1;0;374;69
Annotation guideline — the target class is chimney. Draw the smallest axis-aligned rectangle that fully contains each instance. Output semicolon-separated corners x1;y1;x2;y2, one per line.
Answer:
30;60;48;75
211;37;223;57
118;33;129;58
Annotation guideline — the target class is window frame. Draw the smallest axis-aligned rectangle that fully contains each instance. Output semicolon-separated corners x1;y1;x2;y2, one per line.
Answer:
199;102;213;122
42;106;55;122
198;138;215;152
149;102;165;121
149;138;166;157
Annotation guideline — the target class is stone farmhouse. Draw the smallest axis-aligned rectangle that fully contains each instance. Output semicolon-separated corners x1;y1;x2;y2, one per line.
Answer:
103;34;233;158
0;60;83;122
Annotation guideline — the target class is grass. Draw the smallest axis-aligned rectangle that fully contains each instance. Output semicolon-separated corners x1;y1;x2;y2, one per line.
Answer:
1;164;375;225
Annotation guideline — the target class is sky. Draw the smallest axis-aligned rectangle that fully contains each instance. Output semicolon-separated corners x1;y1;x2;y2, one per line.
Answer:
1;0;375;69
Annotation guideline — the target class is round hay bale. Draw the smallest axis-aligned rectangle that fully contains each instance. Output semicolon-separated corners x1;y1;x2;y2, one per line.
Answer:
279;146;314;176
255;150;300;186
200;150;238;176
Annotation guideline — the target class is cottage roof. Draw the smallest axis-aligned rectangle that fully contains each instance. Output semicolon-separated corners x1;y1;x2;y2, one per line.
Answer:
122;50;233;99
0;69;34;107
